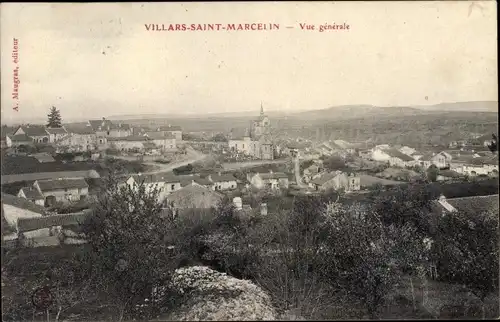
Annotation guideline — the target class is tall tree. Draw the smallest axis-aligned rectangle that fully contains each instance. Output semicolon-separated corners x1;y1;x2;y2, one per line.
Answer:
81;177;183;321
47;106;62;128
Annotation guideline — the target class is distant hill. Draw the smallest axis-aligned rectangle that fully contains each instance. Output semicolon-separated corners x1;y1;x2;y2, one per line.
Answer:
412;101;498;112
289;104;425;121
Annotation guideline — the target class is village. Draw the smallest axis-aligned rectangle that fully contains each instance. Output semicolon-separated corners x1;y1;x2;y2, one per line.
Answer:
1;105;498;248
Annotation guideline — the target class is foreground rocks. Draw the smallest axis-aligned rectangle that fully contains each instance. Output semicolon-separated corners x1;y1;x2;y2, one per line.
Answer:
164;266;278;321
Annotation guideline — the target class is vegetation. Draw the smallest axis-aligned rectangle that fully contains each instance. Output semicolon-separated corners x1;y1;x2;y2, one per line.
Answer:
47;106;63;128
2;178;498;321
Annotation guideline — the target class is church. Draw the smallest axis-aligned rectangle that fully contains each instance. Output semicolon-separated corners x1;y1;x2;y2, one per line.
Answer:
228;104;274;160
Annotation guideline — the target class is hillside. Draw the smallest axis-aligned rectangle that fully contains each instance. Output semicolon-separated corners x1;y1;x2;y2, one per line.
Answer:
413;101;498;112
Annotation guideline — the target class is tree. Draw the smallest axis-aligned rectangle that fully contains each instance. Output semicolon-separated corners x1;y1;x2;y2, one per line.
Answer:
433;209;499;318
486;134;497;153
47;106;62;128
321;202;425;319
81;177;183;321
323;156;347;172
426;165;439;182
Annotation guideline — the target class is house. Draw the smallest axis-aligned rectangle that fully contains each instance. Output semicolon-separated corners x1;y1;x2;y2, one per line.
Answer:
208;173;237;191
309;171;360;192
248;171;289;190
107;136;149;151
45;127;68;143
109;123;133;138
436;170;463;182
34;178;89;206
31;152;56;163
303;164;321;183
13;125;50;144
166;184;223;211
371;147;392;162
358;149;372;160
144;132;177;151
156;125;183;141
469;134;497;147
61;125;98;151
433;194;498;216
1;193;49;241
385;149;416;168
420;151;452;169
178;175;214;190
88;118;114;137
6;134;35;147
17;187;45;206
17;211;89;247
399;146;417;156
126;173;182;202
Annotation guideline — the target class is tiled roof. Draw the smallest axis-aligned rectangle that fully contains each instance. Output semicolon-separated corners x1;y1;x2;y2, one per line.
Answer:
159;125;182;131
107;136;149;142
435;195;499;214
210;173;237;182
17;212;89;233
385;148;415;162
36;178;89;192
31;153;56;163
20;187;44;200
1;193;47;215
45;127;67;135
310;172;338;185
146;132;176;140
8;134;33;142
131;173;180;184
259;172;288;180
65;125;96;135
89;119;113;131
20;125;48;137
178;175;213;187
110;123;131;131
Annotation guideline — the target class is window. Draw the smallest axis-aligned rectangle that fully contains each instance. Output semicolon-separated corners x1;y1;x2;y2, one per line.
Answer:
171;184;175;190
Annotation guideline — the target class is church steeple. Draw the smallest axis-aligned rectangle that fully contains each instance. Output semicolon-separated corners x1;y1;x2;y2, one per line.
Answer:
260;102;264;116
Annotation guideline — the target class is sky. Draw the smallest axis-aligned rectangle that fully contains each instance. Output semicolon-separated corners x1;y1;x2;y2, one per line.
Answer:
1;1;497;124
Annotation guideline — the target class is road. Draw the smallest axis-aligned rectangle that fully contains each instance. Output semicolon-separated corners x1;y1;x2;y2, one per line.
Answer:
140;146;207;175
222;159;288;171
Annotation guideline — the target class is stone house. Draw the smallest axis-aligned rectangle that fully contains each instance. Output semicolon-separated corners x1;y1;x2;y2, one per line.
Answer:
126;173;182;202
156;125;183;141
5;134;34;147
107;136;149;151
208;173;238;191
13;125;50;144
60;125;98;151
385;149;416;168
309;171;360;192
1;193;50;241
248;171;289;190
17;187;45;206
45;127;68;143
144;132;177;151
33;178;89;206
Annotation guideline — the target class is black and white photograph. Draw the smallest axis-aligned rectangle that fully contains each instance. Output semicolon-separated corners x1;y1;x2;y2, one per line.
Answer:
1;2;498;321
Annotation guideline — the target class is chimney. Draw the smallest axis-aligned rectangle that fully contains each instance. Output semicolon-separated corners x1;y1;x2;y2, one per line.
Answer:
233;197;243;210
260;203;268;216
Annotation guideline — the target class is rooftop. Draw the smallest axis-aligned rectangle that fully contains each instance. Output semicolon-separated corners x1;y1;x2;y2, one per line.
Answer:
17;211;90;233
145;132;176;140
7;134;33;142
45;127;68;135
19;187;44;200
65;124;96;135
36;178;89;191
19;125;48;137
259;172;288;180
107;136;149;142
385;148;415;162
1;193;47;215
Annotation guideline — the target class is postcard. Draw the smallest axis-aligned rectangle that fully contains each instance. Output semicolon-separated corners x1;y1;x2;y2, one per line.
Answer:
1;2;498;322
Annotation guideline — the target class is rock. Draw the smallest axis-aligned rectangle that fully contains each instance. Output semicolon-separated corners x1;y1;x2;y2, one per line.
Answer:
164;266;278;321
